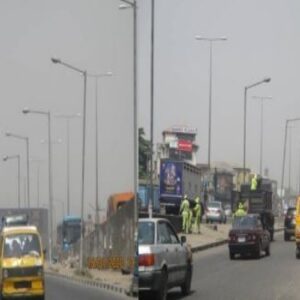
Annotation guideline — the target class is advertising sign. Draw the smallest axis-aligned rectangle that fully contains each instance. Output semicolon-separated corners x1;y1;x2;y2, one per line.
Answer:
160;161;183;196
178;140;193;152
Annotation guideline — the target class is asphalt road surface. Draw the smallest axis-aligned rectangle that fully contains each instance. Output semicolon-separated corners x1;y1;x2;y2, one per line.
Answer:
45;275;133;300
167;233;299;300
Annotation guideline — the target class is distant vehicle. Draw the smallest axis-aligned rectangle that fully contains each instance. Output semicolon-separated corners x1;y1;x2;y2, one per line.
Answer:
106;192;134;219
159;159;201;215
57;216;81;252
224;204;232;217
284;207;296;241
0;208;48;255
295;197;300;258
239;181;275;241
138;218;192;300
205;201;227;224
0;225;45;299
228;214;270;259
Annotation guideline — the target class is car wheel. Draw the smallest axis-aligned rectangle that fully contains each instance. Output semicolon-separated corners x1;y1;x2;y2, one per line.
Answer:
296;248;300;259
155;268;168;300
229;251;235;260
181;263;192;296
255;242;262;259
265;244;270;256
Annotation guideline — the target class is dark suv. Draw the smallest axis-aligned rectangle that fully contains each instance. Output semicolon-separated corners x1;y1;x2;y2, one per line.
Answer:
284;207;296;241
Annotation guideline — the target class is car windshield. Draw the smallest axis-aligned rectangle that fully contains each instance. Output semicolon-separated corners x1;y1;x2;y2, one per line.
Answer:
3;233;41;258
208;202;221;208
232;216;257;229
138;221;155;245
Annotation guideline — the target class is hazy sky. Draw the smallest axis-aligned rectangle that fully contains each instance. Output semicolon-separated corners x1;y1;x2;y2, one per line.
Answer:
0;0;134;223
137;0;300;189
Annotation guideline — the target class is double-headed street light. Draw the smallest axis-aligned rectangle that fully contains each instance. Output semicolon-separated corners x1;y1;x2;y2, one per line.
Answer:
243;77;271;183
5;132;30;208
195;36;227;169
22;108;54;264
51;57;87;270
3;155;21;208
251;96;273;175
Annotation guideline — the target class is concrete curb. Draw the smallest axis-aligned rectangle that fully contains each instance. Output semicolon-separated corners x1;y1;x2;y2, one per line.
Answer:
190;227;284;253
45;270;134;297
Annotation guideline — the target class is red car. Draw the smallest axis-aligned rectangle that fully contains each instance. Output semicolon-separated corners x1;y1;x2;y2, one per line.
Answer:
228;214;271;259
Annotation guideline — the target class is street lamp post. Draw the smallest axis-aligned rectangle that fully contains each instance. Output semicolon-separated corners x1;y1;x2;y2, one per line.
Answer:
3;155;21;208
55;113;81;215
243;77;271;183
22;108;54;264
5;132;30;208
87;72;112;233
119;0;139;244
252;96;272;175
51;57;87;270
195;36;227;169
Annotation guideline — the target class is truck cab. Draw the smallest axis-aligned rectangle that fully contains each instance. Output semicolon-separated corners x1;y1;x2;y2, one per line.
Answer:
0;225;45;299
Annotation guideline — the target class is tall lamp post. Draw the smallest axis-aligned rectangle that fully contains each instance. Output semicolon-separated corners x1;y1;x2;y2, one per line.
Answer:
22;108;54;264
51;57;87;270
280;118;300;200
119;0;139;238
5;132;30;208
251;96;272;175
87;72;112;232
55;113;81;215
195;36;227;169
243;77;271;183
3;155;21;208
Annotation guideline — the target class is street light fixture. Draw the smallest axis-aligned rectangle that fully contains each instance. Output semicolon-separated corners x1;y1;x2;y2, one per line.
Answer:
55;113;81;216
251;96;273;175
243;77;271;183
3;155;21;208
51;57;87;270
22;107;54;264
195;35;227;169
5;132;30;208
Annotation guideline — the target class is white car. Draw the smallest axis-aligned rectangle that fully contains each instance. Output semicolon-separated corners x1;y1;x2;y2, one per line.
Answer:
138;218;192;300
206;201;227;224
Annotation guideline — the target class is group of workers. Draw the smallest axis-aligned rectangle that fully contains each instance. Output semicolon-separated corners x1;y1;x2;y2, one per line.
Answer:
180;195;202;234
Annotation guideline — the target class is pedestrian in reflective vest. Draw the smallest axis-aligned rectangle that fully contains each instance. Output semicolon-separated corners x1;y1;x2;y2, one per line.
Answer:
251;174;258;191
193;196;202;234
234;202;247;217
180;195;190;234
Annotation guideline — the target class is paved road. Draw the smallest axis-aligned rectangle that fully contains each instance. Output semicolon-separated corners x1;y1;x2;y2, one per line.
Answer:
167;233;299;300
45;275;133;300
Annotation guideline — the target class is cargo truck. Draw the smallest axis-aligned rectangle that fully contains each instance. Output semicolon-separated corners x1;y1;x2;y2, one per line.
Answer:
159;159;202;215
239;179;275;241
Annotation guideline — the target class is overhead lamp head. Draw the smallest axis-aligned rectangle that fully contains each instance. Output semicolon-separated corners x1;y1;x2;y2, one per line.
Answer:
51;57;61;64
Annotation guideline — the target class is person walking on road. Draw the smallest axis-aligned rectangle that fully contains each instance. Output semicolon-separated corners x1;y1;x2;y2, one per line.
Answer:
180;195;190;234
193;196;202;234
234;202;247;217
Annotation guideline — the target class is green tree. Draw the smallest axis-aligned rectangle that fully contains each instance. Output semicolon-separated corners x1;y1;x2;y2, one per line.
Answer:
139;128;150;179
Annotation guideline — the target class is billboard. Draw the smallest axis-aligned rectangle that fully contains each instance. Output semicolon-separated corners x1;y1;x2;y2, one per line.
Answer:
160;161;183;197
178;139;192;152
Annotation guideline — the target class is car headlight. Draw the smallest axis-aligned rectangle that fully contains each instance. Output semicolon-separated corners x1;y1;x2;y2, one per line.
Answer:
3;269;8;279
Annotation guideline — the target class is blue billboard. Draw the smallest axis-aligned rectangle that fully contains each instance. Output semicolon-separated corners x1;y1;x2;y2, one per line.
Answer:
160;160;183;197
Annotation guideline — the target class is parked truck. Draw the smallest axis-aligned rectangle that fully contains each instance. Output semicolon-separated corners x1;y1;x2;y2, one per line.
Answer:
159;159;202;215
239;179;275;240
0;208;49;252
